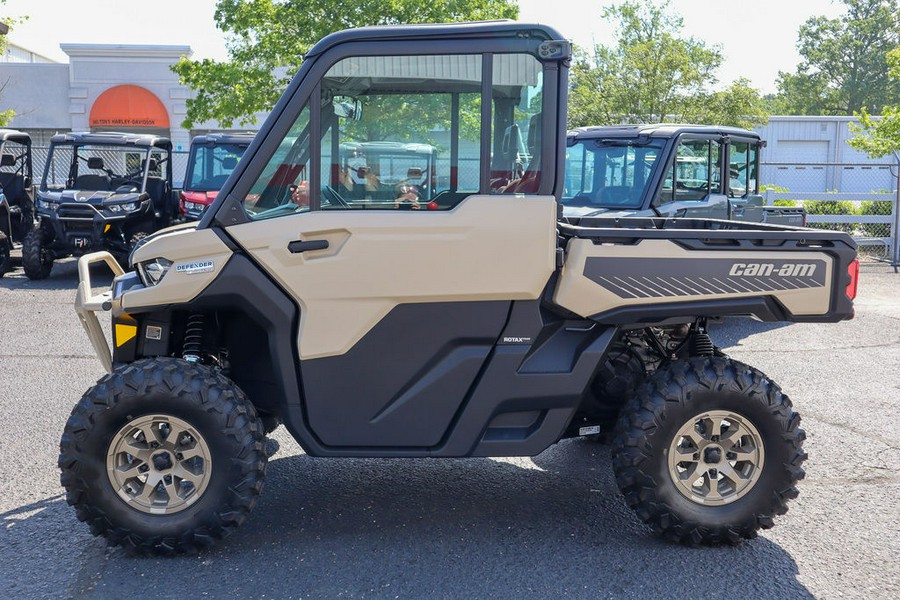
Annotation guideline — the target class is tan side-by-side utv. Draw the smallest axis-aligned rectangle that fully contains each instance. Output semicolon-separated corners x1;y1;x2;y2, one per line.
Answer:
62;22;859;555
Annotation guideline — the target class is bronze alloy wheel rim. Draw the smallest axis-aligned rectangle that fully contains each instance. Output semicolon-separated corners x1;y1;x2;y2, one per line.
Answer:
667;410;765;506
106;414;212;515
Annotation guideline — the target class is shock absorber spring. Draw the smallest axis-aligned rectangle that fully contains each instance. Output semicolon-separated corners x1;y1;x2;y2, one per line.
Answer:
690;319;715;357
691;331;715;356
183;313;205;362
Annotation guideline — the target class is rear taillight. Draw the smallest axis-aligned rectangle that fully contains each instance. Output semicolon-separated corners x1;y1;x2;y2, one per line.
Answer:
846;258;859;300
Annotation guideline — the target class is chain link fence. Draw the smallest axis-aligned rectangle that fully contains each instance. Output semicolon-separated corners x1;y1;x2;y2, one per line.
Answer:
761;161;900;265
23;148;900;265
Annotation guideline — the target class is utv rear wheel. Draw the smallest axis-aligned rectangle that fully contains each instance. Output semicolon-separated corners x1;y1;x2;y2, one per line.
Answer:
22;227;53;280
59;358;267;555
612;357;806;545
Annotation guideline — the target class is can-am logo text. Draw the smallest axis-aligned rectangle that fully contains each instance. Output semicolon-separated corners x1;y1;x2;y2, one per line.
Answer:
729;263;817;277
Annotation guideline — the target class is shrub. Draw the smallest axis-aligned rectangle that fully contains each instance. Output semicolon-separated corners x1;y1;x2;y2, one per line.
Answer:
760;184;797;207
859;200;894;237
803;200;857;233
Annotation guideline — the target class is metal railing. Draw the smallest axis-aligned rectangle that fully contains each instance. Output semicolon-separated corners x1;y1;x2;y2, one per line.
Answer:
761;161;900;266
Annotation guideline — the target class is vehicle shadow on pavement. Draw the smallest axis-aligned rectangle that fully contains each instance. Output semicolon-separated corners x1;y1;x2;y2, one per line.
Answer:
0;261;114;292
2;439;814;598
710;316;793;350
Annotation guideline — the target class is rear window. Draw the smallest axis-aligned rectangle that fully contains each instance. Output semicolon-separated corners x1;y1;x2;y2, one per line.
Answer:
185;143;247;191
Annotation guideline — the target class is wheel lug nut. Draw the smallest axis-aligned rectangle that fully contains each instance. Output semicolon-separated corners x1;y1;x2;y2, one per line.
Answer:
693;453;700;460
150;441;160;449
175;452;183;460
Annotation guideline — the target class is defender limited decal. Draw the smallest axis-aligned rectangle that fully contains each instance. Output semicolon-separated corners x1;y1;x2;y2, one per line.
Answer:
176;260;215;275
584;257;827;300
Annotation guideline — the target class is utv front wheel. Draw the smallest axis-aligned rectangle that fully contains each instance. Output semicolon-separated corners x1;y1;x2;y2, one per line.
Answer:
59;358;267;555
22;227;53;280
612;357;806;545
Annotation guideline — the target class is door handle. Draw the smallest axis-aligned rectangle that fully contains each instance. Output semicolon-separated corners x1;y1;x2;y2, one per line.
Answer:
288;239;329;253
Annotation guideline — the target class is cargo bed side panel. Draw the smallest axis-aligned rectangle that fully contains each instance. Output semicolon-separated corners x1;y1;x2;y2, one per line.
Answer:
555;238;837;322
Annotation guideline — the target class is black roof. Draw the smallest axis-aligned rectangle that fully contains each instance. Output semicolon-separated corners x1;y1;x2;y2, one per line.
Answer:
191;133;256;147
0;128;31;145
50;131;172;150
306;21;563;59
568;124;761;141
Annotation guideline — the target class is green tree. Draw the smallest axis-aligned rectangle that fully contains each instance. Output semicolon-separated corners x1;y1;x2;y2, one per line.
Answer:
568;0;767;129
0;0;28;126
775;0;900;116
849;46;900;158
174;0;518;128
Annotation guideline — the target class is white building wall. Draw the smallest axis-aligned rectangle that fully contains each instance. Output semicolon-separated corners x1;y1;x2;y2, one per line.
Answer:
755;116;897;194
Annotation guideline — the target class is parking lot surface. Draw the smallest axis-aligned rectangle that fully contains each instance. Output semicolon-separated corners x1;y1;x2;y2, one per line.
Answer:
1;259;898;599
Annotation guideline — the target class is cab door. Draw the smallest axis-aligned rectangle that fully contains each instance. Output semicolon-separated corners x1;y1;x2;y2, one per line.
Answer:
653;137;729;219
223;44;563;448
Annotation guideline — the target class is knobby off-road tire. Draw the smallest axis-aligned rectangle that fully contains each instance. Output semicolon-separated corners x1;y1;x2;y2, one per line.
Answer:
0;231;11;276
59;358;267;555
115;230;150;268
612;357;806;545
22;227;53;280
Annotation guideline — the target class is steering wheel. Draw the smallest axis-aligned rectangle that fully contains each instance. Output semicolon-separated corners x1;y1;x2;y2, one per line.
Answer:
321;186;350;209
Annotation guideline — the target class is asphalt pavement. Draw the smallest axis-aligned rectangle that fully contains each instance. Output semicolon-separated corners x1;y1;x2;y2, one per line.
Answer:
0;258;898;599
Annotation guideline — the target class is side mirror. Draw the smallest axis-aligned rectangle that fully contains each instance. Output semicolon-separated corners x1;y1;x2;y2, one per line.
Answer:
0;154;15;167
333;96;362;121
87;157;105;170
223;156;238;169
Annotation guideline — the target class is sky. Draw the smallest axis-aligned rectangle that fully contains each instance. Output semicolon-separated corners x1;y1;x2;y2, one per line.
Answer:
2;0;846;94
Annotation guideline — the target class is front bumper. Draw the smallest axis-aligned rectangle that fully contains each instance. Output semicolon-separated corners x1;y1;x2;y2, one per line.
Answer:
74;252;125;372
41;200;151;253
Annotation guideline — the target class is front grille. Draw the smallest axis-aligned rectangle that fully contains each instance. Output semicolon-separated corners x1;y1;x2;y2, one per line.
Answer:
57;204;96;234
57;204;96;220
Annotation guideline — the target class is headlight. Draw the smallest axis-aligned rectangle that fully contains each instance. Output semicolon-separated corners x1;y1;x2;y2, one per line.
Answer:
37;198;59;210
106;202;139;213
137;257;172;286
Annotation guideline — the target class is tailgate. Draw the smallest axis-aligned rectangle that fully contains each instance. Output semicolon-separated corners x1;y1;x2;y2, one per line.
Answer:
764;206;806;227
553;223;856;325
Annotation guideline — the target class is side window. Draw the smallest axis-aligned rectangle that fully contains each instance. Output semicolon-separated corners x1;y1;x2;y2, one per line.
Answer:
243;105;311;219
729;142;750;198
748;144;759;194
658;139;721;203
319;54;483;210
490;54;543;194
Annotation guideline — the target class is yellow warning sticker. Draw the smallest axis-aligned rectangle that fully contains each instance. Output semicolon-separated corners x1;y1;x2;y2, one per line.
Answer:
115;323;137;347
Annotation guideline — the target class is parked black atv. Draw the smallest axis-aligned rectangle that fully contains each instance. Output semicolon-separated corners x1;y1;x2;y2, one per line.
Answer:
0;129;35;276
25;132;176;279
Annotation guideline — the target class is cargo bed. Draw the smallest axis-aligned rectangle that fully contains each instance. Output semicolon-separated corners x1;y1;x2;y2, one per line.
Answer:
554;217;857;326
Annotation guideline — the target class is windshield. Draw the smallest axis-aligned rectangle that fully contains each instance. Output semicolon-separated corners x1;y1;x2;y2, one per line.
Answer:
562;138;665;209
41;144;164;192
185;143;247;191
